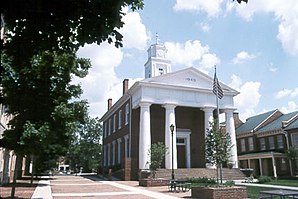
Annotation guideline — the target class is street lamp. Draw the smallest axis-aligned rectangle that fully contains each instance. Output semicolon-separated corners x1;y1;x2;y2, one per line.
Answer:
170;124;175;181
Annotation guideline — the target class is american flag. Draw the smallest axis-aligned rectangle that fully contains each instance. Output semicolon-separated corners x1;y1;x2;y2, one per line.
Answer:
213;70;224;99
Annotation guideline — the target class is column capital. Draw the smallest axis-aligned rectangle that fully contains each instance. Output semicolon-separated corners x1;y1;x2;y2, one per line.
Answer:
123;134;129;141
117;138;122;143
163;103;176;109
223;108;237;113
139;101;152;108
201;107;216;112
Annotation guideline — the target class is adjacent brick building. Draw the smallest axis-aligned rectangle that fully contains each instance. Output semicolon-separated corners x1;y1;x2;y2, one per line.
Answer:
236;109;298;178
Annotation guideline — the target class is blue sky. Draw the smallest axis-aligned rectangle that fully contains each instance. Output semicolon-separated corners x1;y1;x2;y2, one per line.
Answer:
76;0;298;121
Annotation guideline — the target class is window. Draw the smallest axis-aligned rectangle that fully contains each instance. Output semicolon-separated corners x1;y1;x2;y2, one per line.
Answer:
269;136;275;149
292;133;298;147
118;110;122;129
125;103;129;125
240;139;246;152
158;68;164;75
177;138;185;145
248;137;254;151
108;119;111;136
277;135;284;149
260;138;266;150
281;158;287;171
113;114;116;132
103;122;107;138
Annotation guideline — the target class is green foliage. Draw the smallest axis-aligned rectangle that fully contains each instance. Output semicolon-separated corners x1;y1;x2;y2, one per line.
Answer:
147;142;167;178
67;117;102;173
1;0;144;74
224;180;235;187
205;120;232;166
258;176;272;184
1;51;90;165
188;177;217;184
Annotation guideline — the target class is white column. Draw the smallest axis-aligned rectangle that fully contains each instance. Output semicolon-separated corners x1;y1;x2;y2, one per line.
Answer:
163;104;177;169
225;109;238;168
272;153;277;178
202;107;215;168
112;141;116;165
124;135;129;158
186;133;191;168
117;138;122;164
202;107;214;137
139;102;151;170
259;158;263;176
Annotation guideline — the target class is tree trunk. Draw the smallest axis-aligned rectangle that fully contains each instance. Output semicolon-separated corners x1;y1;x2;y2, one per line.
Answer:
30;155;34;185
11;154;21;199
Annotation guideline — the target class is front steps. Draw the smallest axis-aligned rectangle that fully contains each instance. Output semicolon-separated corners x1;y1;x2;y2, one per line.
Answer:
154;168;246;180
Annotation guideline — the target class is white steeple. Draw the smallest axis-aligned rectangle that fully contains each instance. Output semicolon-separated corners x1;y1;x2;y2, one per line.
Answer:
144;35;171;78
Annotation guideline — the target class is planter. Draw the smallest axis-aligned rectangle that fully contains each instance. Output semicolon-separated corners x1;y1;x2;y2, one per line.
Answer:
191;186;247;199
139;178;169;187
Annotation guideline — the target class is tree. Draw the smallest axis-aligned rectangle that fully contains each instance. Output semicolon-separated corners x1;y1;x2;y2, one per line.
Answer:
147;142;167;178
1;51;90;197
67;117;102;173
0;0;144;77
205;120;232;184
286;146;298;176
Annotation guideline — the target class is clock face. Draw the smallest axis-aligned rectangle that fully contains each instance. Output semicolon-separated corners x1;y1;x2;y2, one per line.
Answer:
157;49;165;57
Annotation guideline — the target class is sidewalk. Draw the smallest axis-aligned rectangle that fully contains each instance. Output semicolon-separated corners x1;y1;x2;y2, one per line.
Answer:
31;174;191;199
30;174;298;199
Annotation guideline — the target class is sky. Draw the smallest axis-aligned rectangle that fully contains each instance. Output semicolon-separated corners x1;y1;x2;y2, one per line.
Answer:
75;0;298;122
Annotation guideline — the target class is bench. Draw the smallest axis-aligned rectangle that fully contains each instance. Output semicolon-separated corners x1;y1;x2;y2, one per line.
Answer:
168;180;191;192
176;182;191;192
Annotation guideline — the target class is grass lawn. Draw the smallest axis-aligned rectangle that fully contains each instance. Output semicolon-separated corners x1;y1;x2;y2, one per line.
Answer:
246;178;298;199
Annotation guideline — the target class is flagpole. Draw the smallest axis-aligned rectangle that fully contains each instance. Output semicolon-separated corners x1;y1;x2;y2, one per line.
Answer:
214;65;221;184
215;65;220;130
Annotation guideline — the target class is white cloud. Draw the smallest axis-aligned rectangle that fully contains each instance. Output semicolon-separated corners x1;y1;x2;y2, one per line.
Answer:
232;51;256;64
174;0;223;17
280;101;298;113
275;87;298;99
200;22;211;32
75;42;123;117
119;8;150;50
165;40;219;73
229;75;261;121
268;62;278;72
275;88;291;99
231;0;298;56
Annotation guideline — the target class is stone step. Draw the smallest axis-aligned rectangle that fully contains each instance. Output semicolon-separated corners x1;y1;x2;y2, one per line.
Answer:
154;168;246;180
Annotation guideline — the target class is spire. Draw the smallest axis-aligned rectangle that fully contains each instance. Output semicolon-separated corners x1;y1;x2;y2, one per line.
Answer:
155;32;160;44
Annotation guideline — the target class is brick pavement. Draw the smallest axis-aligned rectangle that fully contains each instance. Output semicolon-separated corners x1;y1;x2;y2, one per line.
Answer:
29;174;192;199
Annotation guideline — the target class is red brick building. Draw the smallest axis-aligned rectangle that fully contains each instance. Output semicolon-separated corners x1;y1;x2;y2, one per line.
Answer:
101;42;239;180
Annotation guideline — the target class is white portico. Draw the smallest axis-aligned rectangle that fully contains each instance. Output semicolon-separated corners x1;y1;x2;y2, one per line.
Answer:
126;42;240;171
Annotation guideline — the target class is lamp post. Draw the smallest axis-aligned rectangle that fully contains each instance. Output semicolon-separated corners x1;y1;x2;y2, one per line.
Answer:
170;124;175;181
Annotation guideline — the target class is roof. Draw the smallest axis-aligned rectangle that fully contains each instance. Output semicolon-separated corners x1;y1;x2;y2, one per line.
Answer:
284;114;298;130
236;109;278;134
258;110;298;133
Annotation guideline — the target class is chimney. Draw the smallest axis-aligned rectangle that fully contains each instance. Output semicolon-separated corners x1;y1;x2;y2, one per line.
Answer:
123;79;129;95
233;112;243;129
108;98;112;110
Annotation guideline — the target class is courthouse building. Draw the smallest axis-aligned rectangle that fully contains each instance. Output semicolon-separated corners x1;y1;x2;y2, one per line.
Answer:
100;42;240;180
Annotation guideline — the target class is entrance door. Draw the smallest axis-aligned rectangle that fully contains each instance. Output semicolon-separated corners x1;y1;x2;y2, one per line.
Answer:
177;144;186;168
176;129;191;168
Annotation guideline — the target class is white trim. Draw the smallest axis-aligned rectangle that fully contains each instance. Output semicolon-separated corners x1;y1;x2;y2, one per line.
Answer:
176;129;191;168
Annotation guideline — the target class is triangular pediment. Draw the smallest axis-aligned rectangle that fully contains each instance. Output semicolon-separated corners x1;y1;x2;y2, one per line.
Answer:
141;67;238;95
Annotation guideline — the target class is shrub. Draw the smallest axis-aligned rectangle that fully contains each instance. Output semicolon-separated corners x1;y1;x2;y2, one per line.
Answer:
188;177;216;185
224;180;235;187
258;176;272;184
